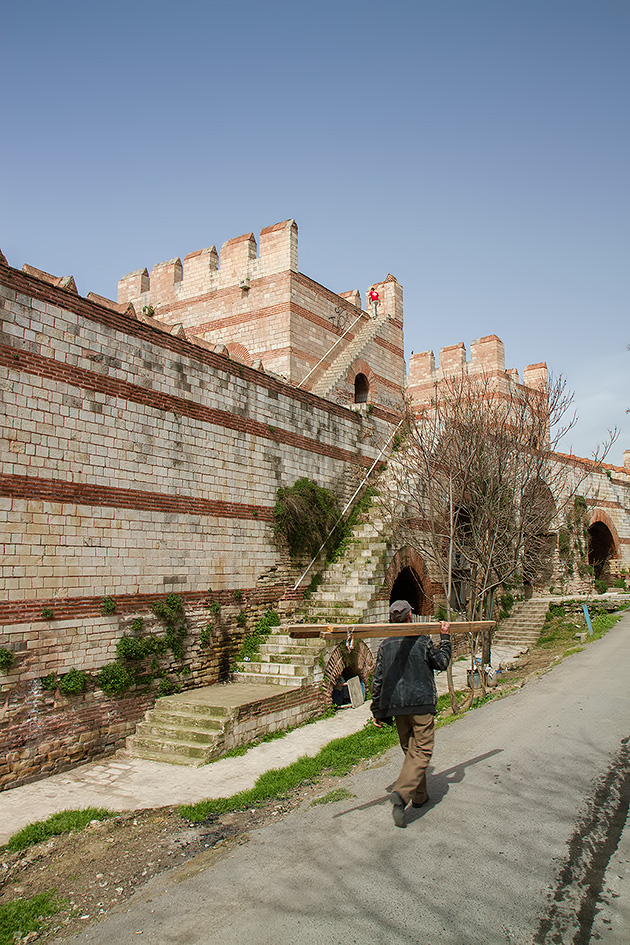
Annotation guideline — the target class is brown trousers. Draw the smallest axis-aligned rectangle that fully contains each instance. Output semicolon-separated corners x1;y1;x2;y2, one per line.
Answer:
394;713;435;805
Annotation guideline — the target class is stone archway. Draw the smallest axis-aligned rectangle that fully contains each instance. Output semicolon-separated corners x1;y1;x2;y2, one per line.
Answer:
385;547;433;616
588;512;619;580
321;640;374;706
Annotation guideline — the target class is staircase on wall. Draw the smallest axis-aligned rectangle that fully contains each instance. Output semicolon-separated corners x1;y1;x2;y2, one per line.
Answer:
301;515;390;624
493;599;551;649
231;633;325;687
307;309;391;399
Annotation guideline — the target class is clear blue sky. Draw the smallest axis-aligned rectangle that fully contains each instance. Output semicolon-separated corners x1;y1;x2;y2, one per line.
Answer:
2;0;628;463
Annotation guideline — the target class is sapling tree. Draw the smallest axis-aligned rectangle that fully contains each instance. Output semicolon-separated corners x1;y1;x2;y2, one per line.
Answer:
378;370;615;711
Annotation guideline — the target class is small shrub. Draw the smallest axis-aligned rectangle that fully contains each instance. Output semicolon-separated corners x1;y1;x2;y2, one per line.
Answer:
57;668;88;696
199;626;212;647
594;578;608;595
274;478;347;561
41;673;57;691
613;577;627;590
209;600;221;617
157;676;180;697
236;610;247;627
234;589;243;603
152;594;186;658
129;617;144;633
41;607;54;619
101;596;116;615
0;647;16;672
236;608;281;662
98;661;132;695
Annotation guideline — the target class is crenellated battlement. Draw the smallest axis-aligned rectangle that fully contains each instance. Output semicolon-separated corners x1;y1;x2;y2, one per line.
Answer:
408;333;548;405
117;219;298;308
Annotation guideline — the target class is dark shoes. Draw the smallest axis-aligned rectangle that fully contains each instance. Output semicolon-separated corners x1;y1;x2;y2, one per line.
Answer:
411;796;429;809
390;791;407;828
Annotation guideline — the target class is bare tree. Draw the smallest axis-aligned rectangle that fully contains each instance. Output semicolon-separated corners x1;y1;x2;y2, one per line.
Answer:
379;370;615;711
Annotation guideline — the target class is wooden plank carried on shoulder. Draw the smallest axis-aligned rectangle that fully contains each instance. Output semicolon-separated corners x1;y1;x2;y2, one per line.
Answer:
287;621;495;640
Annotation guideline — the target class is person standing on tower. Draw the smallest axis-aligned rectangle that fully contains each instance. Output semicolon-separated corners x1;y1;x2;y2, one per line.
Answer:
368;286;379;318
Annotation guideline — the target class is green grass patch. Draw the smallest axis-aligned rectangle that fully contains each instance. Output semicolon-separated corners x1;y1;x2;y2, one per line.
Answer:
205;706;338;764
0;891;67;945
4;807;114;852
311;788;356;806
563;646;584;656
180;721;398;822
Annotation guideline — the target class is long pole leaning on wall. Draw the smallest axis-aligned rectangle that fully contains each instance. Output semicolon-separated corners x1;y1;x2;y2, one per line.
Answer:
296;310;367;390
293;417;405;591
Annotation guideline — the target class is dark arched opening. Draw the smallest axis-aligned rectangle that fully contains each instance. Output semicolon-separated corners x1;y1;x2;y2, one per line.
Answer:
354;373;369;403
588;521;615;580
390;566;424;616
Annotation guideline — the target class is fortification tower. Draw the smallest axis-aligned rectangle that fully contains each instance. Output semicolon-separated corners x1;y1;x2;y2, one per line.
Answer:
117;220;406;414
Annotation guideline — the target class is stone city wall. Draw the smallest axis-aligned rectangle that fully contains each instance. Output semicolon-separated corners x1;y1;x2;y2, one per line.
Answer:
0;251;392;788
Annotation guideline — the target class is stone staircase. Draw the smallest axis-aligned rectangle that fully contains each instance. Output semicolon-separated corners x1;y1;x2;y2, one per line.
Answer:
127;690;231;766
493;598;551;649
308;309;391;399
302;516;389;623
231;632;325;687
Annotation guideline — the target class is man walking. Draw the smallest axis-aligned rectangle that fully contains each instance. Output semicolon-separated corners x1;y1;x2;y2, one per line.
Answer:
371;600;451;827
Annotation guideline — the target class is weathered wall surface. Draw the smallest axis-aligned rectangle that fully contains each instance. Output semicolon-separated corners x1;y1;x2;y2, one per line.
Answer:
0;251;391;789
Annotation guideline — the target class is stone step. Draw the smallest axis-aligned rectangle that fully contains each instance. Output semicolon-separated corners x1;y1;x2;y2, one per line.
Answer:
239;661;309;677
130;733;213;761
145;708;224;732
266;634;323;649
259;643;323;657
136;721;222;745
231;671;309;687
127;745;207;767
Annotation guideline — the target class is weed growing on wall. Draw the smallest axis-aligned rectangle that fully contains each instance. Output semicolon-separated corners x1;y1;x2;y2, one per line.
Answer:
235;608;281;664
152;594;187;658
101;596;116;615
274;478;347;561
41;607;54;620
98;661;133;695
0;647;15;672
57;668;87;696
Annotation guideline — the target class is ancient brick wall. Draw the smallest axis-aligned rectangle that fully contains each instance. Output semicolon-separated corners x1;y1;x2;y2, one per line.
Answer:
0;251;392;788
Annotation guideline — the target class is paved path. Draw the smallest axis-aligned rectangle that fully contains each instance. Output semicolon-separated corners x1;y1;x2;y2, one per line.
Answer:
46;616;630;945
0;645;523;845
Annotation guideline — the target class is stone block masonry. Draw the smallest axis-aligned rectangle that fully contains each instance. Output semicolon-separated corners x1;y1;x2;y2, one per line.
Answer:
0;248;393;789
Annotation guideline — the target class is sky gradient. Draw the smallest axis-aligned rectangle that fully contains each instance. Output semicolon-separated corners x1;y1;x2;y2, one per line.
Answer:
2;0;628;463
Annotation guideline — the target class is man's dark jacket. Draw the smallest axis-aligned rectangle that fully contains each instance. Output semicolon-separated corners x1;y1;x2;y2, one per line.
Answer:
371;634;451;719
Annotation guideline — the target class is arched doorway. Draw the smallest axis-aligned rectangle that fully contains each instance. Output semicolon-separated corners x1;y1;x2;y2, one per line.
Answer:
589;521;615;580
390;566;424;616
354;373;369;403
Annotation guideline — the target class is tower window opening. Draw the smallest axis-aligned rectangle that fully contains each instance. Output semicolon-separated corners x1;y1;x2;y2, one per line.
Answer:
354;373;369;403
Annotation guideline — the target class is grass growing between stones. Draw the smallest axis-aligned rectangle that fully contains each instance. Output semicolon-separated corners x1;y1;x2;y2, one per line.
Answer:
2;808;113;852
0;891;67;945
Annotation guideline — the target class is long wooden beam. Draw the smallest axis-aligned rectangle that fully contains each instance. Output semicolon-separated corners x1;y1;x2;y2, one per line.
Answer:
287;621;495;640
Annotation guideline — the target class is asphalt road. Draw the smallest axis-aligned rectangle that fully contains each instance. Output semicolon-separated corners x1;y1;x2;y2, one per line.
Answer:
54;614;630;945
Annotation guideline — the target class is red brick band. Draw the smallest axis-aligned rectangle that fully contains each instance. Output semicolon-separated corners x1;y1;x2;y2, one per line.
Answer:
0;584;300;626
0;343;371;468
0;473;275;521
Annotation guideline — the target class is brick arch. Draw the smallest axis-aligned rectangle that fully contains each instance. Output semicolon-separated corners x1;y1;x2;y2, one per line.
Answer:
321;640;375;705
226;343;253;367
589;509;620;558
385;546;434;616
347;358;377;402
